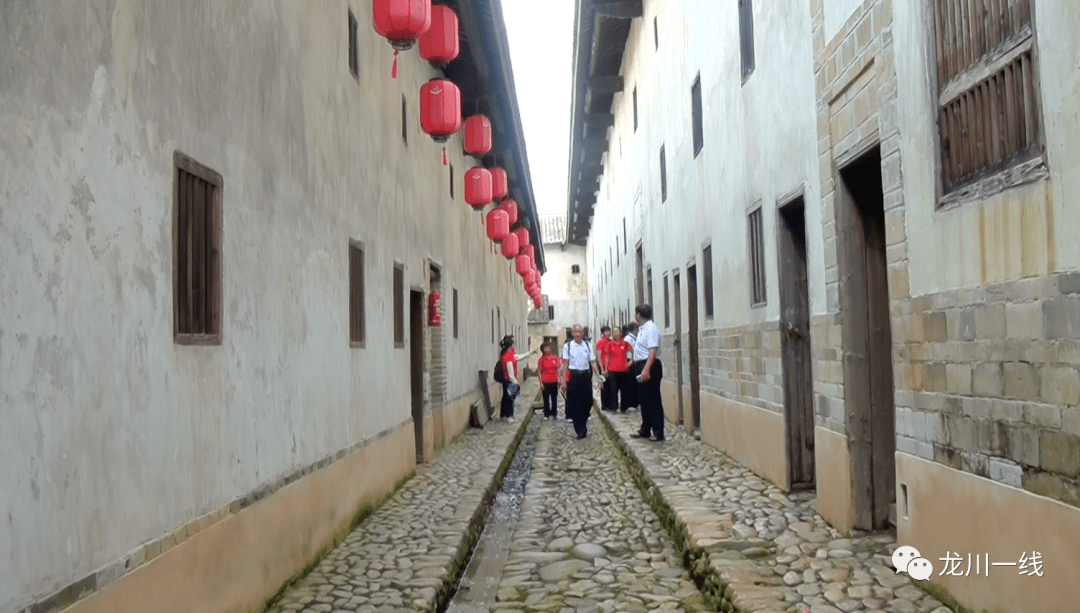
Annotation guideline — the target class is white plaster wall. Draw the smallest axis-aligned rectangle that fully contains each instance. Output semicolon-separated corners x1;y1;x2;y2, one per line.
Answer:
584;0;824;335
0;1;529;609
893;0;1080;297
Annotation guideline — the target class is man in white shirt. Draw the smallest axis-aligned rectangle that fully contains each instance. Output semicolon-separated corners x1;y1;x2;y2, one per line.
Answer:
631;304;665;442
559;324;601;439
621;323;639;410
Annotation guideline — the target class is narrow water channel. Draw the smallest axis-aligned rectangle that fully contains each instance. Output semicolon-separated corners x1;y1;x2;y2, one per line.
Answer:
444;408;543;613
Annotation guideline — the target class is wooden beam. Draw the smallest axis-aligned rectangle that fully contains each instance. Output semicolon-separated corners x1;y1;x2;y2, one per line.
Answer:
593;0;643;19
586;113;615;128
588;75;624;93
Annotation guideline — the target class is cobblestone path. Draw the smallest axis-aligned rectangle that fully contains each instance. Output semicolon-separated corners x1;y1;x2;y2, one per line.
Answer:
598;409;951;613
263;380;538;613
492;416;709;613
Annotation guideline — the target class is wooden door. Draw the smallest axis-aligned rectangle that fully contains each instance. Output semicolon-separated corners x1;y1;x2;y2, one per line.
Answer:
837;147;896;530
410;290;426;463
687;265;701;432
779;198;815;489
673;271;684;425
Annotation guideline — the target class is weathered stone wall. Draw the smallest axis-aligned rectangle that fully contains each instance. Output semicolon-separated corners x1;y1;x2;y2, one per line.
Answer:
892;273;1080;507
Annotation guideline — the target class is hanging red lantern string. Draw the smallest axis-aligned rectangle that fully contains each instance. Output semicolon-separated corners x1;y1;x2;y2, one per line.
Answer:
419;78;462;166
463;115;493;156
419;5;460;66
373;0;432;80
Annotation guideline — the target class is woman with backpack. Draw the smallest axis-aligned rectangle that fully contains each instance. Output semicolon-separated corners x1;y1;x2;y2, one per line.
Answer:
496;335;535;423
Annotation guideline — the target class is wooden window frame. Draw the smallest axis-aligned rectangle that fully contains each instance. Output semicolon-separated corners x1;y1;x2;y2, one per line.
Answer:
349;240;365;347
748;205;766;307
702;244;714;319
401;94;408;145
448;163;454;200
659;145;667;202
931;0;1045;203
663;274;671;329
691;74;704;157
393;263;405;348
173;151;223;346
653;16;659;50
453;288;459;339
739;0;755;83
348;10;359;80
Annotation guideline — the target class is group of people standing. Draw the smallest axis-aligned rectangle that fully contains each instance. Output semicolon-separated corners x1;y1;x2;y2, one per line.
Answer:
499;304;667;442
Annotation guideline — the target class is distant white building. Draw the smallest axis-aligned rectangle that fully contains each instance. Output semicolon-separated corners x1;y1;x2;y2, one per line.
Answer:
528;215;589;359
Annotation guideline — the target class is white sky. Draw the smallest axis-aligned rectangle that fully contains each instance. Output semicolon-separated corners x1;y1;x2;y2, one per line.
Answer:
502;0;574;216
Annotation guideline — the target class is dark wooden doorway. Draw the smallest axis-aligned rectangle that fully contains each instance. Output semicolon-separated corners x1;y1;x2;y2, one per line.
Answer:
686;265;701;433
778;197;815;490
673;271;684;425
410;290;426;464
837;147;896;530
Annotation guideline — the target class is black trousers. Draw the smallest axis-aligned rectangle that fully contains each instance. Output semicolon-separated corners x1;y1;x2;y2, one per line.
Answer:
500;382;515;419
622;364;639;408
613;371;633;411
601;375;618;409
542;383;559;417
634;360;665;439
567;371;592;437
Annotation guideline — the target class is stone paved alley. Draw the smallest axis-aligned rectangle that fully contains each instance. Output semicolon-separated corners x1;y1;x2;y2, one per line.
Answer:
261;383;954;613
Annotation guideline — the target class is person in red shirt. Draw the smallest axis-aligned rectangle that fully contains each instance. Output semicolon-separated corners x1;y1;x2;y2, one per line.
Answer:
596;326;615;411
537;344;562;421
606;327;634;413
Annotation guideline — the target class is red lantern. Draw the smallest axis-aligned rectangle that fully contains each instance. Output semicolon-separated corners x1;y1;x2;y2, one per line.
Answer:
513;227;530;250
524;245;536;265
373;0;432;78
486;209;509;242
463;115;492;156
418;5;459;65
464;167;492;208
500;232;519;259
428;291;441;327
515;255;531;276
499;199;518;225
420;79;462;164
491;168;508;200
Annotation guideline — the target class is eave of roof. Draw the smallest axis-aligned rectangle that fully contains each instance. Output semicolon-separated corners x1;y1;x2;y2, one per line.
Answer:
441;0;546;273
564;0;639;246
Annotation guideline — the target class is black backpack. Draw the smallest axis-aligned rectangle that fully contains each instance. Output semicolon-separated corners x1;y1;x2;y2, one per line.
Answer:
493;355;507;383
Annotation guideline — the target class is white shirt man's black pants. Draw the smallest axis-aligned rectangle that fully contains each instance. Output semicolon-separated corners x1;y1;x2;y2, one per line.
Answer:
567;370;592;439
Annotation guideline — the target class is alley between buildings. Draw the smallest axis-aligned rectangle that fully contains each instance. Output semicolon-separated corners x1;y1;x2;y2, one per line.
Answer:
260;383;949;613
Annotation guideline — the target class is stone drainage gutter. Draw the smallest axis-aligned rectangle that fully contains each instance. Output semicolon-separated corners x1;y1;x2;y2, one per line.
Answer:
594;403;775;613
433;385;539;613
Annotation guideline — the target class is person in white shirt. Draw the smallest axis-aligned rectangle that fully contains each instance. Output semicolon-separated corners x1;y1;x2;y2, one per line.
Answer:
559;324;601;439
631;305;665;441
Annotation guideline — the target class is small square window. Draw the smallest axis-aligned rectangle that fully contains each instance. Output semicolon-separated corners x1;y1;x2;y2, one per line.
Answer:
571;264;580;274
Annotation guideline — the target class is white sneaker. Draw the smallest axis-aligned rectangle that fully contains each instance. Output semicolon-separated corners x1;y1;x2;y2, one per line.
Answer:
565;418;573;423
507;417;516;423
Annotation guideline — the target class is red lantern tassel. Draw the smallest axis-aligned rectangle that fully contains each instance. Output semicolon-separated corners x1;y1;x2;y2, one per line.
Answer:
391;50;398;79
443;146;447;166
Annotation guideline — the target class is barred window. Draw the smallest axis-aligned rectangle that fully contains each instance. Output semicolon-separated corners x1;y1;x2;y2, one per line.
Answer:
934;0;1042;194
